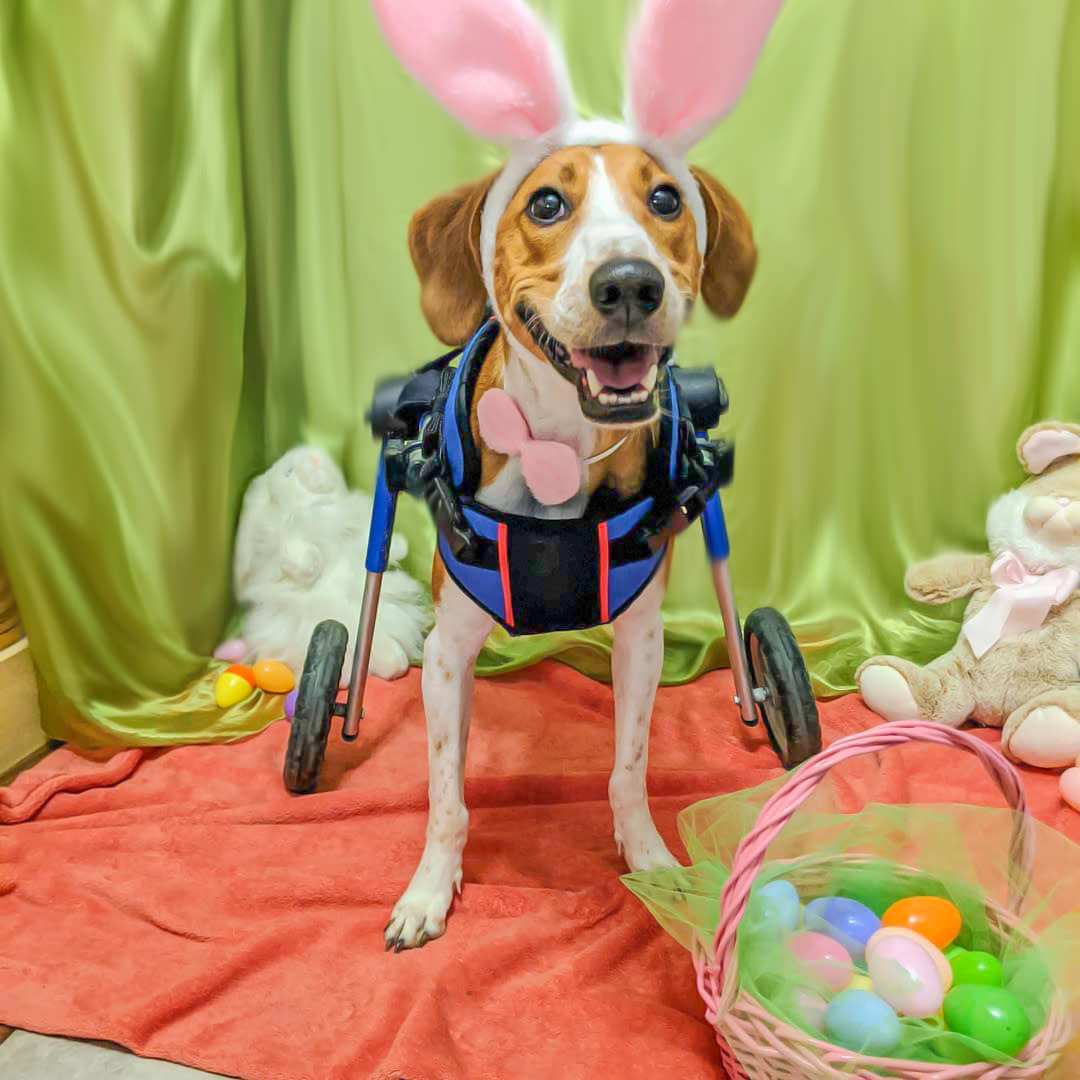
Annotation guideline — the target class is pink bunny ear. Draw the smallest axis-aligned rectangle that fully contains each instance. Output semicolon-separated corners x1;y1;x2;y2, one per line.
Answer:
1018;422;1080;474
369;0;574;141
627;0;785;150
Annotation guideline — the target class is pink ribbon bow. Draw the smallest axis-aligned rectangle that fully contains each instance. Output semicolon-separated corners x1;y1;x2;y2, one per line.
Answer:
476;388;582;506
962;551;1080;659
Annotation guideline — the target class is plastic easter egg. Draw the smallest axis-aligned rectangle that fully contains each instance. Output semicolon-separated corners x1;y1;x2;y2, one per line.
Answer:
805;896;881;965
867;933;946;1017
253;660;295;694
776;986;828;1032
943;985;1031;1058
215;671;255;708
882;896;962;950
825;989;902;1055
213;638;247;663
1061;767;1080;811
789;931;854;992
745;879;802;937
867;928;953;992
949;949;1003;988
224;663;256;687
283;688;299;720
849;973;873;993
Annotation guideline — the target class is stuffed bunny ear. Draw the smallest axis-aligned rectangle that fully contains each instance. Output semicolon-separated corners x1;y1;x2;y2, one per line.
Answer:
1018;421;1080;474
369;0;574;141
626;0;785;152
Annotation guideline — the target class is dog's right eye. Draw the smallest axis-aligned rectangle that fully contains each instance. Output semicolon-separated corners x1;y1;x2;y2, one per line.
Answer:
526;188;569;225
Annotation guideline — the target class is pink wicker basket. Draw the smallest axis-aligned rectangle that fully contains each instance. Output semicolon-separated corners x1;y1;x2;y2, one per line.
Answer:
693;721;1072;1079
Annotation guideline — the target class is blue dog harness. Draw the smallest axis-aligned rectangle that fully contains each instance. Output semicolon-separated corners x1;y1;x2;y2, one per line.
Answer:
373;317;733;637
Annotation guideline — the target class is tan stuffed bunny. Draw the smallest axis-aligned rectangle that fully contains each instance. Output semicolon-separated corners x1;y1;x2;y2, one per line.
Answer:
857;421;1080;806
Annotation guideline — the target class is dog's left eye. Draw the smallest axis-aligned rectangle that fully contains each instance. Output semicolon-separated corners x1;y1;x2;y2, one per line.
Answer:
526;188;569;225
648;185;681;219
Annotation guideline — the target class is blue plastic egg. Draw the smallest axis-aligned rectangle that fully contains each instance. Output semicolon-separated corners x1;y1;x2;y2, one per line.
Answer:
825;989;902;1055
806;896;882;966
745;878;801;937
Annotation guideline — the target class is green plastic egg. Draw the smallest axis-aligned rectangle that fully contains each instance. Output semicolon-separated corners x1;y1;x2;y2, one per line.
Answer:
949;949;1003;988
943;985;1031;1058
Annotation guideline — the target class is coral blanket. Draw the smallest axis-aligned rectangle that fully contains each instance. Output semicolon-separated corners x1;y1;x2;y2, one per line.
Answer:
1;663;1077;1080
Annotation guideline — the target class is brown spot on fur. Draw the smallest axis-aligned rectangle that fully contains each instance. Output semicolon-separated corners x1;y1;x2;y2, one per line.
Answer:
434;737;445;753
559;162;577;186
431;552;446;605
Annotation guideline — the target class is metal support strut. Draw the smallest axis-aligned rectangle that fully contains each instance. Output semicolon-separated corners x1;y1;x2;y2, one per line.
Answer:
343;444;398;742
701;491;759;729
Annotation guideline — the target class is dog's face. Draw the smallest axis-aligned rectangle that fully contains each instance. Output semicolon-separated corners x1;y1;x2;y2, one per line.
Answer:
408;144;756;427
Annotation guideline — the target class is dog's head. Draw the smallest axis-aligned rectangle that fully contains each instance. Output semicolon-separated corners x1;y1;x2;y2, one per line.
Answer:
373;0;782;427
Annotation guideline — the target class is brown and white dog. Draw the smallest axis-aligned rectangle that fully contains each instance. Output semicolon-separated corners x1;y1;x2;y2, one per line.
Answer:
371;0;784;950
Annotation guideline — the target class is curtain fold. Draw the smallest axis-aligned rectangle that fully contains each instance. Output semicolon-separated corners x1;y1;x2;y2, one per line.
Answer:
0;0;1077;747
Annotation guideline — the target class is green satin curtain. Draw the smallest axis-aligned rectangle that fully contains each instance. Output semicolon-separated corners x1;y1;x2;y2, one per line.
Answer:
1;0;1078;747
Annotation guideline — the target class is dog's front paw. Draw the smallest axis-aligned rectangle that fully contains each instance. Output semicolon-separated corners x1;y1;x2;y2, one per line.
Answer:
369;637;411;681
616;815;682;873
384;870;461;952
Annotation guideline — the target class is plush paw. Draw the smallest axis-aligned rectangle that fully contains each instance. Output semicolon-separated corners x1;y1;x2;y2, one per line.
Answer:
1002;706;1080;769
857;663;923;723
369;637;411;681
384;871;461;952
1060;767;1080;812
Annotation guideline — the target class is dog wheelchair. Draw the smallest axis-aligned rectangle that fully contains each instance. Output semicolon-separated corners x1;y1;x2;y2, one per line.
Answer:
283;330;821;794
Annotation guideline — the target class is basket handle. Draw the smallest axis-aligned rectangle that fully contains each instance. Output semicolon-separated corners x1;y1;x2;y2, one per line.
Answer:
702;721;1034;1021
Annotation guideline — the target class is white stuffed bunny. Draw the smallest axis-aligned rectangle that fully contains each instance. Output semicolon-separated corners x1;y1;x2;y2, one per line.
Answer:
223;446;430;682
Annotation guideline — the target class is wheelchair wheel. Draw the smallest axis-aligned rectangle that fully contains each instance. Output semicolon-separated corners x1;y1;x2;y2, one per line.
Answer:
744;607;821;770
283;619;349;794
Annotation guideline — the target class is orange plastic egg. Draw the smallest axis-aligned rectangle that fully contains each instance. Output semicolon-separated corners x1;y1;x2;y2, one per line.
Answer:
224;664;256;687
253;660;295;694
881;896;962;950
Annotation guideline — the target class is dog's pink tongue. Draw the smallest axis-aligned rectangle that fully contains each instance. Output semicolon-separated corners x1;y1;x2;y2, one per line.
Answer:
569;347;658;390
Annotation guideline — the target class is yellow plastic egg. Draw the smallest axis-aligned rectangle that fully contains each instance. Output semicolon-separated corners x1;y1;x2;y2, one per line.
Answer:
253;660;295;694
848;973;874;993
215;670;256;708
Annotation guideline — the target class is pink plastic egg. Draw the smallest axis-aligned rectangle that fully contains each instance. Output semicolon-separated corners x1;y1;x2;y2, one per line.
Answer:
867;927;953;992
789;930;854;992
868;935;947;1018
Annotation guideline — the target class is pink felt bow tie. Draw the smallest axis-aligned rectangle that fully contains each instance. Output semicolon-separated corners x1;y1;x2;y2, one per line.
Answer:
476;388;582;506
962;551;1080;659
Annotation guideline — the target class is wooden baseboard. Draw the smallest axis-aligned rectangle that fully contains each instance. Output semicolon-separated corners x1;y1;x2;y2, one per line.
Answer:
0;638;47;778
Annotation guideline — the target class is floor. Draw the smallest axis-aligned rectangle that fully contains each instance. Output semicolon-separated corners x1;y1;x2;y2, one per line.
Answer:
0;1028;228;1077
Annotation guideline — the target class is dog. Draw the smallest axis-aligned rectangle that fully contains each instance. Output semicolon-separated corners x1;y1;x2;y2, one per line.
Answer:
371;0;783;950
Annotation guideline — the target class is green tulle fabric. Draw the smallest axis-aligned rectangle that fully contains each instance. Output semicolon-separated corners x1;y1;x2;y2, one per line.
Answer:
0;0;1078;746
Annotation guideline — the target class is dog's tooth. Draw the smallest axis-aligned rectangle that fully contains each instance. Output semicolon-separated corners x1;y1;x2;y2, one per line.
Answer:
644;365;658;392
586;370;602;396
599;392;614;405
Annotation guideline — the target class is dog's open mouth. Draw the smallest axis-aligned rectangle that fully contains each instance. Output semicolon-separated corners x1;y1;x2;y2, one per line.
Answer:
516;304;671;424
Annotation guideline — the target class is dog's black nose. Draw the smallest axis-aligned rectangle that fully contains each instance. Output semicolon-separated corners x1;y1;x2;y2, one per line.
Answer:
589;259;665;320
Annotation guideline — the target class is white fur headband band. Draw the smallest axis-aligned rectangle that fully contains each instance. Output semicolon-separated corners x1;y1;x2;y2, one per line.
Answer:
370;0;785;299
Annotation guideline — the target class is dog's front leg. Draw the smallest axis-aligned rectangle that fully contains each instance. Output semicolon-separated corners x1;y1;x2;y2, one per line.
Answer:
609;571;680;872
384;576;493;951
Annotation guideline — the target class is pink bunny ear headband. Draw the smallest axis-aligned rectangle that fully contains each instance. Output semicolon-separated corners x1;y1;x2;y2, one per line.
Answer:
370;0;784;303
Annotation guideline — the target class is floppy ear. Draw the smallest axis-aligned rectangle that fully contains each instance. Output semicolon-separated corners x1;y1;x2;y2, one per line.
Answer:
1017;421;1080;474
690;165;757;318
369;0;574;141
408;170;499;345
626;0;786;152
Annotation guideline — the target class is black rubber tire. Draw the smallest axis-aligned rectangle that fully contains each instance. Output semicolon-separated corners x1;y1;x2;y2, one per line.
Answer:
744;607;821;769
283;619;348;794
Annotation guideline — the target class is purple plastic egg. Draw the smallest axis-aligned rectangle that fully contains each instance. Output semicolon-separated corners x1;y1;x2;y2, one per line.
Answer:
805;896;882;966
283;688;299;720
